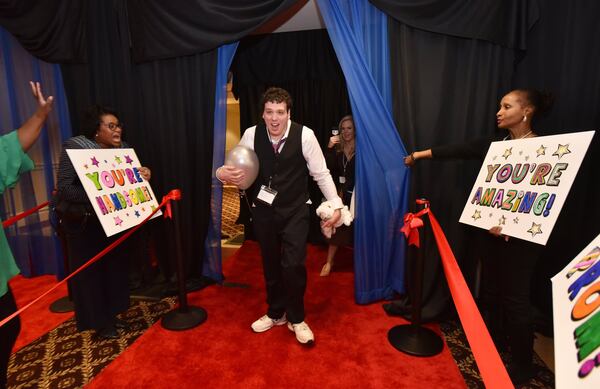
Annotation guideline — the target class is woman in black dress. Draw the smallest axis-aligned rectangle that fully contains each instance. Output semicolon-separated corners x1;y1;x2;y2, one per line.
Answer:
321;115;355;276
55;105;151;340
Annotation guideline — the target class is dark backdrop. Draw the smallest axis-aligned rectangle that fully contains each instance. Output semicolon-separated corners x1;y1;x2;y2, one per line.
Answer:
1;0;599;318
387;0;600;325
59;0;218;283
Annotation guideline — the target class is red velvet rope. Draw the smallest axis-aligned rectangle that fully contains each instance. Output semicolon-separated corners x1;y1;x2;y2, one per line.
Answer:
401;201;513;389
0;190;181;329
2;201;49;228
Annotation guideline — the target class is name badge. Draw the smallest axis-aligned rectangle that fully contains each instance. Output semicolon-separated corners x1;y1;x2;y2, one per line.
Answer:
256;185;278;206
339;176;346;184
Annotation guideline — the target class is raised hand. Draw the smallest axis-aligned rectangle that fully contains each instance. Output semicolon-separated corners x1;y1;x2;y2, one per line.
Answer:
30;81;54;116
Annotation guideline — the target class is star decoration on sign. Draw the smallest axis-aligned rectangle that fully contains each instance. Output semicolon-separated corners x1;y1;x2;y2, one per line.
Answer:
498;215;506;225
125;155;134;165
135;210;140;218
91;156;100;167
552;144;571;159
471;210;481;221
519;150;523;156
114;216;123;226
527;222;543;237
502;147;513;160
525;156;530;161
536;145;546;157
84;164;89;169
513;217;519;224
492;156;497;161
489;213;493;218
115;156;122;164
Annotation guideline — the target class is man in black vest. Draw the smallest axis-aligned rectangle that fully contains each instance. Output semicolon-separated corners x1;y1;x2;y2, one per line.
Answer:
216;87;342;345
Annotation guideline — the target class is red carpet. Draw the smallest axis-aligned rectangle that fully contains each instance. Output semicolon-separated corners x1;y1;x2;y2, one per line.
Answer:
87;242;466;388
8;274;71;351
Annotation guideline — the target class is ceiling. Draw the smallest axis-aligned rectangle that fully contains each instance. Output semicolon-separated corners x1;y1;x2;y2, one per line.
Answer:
254;1;325;34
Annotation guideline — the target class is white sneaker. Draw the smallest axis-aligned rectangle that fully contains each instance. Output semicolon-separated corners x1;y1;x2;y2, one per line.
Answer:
287;321;315;345
251;314;287;333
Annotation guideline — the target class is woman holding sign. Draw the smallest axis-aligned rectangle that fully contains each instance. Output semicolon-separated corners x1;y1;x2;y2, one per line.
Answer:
404;89;554;384
54;105;151;340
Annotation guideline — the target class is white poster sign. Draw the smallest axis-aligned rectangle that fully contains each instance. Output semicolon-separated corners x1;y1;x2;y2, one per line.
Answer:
66;148;161;237
551;233;600;388
459;131;595;245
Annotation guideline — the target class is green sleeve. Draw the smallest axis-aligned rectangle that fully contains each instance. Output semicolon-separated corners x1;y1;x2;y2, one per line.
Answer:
0;130;35;195
0;130;33;296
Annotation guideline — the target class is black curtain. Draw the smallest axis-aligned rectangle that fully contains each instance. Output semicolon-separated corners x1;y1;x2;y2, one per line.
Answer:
370;0;539;50
0;0;299;63
389;20;518;320
512;0;600;322
60;0;217;283
0;0;86;63
388;0;600;326
230;29;351;243
126;0;299;62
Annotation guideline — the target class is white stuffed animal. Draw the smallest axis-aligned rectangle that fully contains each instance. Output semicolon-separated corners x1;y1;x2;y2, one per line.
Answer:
316;201;353;239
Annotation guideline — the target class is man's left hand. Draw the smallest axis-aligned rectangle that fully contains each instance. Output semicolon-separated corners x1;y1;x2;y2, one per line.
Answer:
322;209;341;228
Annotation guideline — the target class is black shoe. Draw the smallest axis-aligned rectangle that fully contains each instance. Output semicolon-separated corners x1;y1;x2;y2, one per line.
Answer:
507;363;535;384
96;326;119;340
114;318;130;330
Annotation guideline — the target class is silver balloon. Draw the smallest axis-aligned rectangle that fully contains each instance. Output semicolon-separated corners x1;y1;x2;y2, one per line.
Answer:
224;145;260;190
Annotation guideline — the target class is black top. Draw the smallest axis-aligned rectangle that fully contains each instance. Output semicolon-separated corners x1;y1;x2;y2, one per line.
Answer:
430;135;505;161
252;121;309;215
326;148;355;206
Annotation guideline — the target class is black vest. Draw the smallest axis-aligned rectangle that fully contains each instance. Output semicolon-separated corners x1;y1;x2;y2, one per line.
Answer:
252;121;309;214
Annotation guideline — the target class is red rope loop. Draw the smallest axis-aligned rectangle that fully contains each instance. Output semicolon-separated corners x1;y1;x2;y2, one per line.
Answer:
0;189;181;329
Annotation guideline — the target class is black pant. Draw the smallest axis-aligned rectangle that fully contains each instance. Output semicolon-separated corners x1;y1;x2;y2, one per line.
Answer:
480;234;542;368
0;287;20;389
253;204;309;324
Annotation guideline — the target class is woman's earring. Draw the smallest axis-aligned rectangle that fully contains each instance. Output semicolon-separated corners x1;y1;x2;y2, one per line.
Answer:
522;115;527;122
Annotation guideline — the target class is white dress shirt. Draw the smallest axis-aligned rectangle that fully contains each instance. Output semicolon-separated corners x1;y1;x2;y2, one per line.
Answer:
238;120;343;209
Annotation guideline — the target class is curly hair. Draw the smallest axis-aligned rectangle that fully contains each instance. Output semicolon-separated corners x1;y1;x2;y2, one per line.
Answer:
80;105;120;139
261;87;293;112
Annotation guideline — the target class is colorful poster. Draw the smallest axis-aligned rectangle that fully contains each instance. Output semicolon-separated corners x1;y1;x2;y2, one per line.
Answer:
459;131;595;245
551;233;600;388
66;148;161;237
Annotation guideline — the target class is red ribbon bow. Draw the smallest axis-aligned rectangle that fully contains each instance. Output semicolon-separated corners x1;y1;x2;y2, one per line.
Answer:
162;189;182;219
400;211;425;247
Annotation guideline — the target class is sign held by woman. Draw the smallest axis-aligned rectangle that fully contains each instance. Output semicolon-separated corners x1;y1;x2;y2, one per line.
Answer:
459;131;595;245
66;148;161;236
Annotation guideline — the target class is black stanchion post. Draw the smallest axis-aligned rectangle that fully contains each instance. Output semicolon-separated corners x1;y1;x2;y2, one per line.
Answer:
161;192;207;330
387;199;443;356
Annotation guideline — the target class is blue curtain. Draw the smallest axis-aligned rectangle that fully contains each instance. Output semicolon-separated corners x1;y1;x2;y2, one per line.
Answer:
203;42;239;282
0;26;72;278
317;0;410;303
